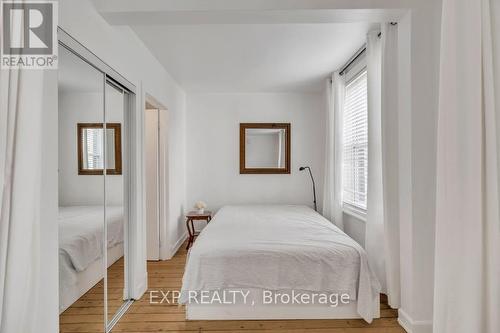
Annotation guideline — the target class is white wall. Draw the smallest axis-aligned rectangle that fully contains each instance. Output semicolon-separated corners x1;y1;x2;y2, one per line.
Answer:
396;5;442;332
162;96;187;259
58;91;124;206
186;93;325;216
343;213;366;247
30;1;442;332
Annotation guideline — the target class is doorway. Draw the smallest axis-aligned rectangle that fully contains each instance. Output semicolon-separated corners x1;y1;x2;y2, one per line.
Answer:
145;98;167;261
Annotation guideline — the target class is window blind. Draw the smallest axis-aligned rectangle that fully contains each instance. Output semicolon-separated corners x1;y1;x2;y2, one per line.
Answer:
342;69;368;211
83;129;104;169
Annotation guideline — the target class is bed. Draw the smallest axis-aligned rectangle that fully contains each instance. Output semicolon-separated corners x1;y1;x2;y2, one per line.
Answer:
180;205;381;323
58;205;124;313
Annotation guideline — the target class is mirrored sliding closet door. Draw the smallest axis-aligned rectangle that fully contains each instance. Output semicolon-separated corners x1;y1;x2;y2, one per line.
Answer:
58;45;107;332
58;30;135;333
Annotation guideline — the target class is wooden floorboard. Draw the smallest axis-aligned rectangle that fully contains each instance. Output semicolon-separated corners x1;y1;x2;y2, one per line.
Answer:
60;242;404;333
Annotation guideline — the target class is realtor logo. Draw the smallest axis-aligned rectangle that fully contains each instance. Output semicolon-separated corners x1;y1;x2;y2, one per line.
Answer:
1;1;57;69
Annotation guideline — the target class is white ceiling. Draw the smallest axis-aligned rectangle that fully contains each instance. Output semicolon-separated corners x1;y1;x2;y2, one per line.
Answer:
93;1;399;93
132;23;376;93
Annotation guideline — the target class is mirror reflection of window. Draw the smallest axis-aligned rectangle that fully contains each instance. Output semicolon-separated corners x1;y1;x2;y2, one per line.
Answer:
81;128;117;170
245;128;286;169
82;128;104;169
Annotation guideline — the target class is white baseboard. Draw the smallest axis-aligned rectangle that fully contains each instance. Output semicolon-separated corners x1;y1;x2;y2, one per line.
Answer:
168;232;187;259
398;309;432;333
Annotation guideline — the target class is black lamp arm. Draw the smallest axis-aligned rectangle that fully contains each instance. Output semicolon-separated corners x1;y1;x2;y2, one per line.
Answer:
300;166;317;212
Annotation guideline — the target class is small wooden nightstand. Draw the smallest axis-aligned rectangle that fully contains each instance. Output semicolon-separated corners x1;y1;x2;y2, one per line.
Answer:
185;211;212;249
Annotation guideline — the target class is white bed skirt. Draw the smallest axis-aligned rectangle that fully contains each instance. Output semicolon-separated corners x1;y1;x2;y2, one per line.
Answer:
59;243;124;314
186;289;380;320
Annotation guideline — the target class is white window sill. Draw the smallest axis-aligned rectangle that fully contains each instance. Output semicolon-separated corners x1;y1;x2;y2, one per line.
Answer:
343;205;367;222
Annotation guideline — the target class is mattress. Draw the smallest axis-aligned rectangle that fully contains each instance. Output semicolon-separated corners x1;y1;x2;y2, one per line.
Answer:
180;205;381;322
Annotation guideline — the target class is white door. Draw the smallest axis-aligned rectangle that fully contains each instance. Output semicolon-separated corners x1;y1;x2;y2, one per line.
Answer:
145;109;160;260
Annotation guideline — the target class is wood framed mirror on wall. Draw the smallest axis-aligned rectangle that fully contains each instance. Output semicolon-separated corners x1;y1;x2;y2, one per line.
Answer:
240;123;291;174
77;123;122;175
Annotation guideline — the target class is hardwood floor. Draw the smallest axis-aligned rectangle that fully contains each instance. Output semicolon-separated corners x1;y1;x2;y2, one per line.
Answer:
60;242;405;333
60;257;127;333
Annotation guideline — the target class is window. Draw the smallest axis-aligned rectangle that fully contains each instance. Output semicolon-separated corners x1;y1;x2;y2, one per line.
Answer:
342;69;368;213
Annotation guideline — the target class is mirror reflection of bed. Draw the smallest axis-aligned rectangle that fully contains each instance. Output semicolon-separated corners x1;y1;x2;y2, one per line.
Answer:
58;45;127;331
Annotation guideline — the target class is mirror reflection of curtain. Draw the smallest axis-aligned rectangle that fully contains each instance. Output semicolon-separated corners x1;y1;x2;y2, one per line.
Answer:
277;129;286;168
106;129;116;169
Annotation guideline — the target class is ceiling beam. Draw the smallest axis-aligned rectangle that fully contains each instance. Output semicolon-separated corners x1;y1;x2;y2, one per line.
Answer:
94;0;417;12
92;0;410;25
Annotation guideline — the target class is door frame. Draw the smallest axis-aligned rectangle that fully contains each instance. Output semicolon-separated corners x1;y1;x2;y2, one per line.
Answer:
145;94;168;261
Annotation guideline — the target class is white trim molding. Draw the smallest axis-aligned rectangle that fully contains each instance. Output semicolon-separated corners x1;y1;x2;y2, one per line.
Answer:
398;309;432;333
132;272;148;300
168;232;188;259
342;205;367;222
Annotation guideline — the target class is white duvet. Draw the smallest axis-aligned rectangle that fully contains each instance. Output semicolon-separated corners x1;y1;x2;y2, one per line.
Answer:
180;205;381;322
59;205;124;272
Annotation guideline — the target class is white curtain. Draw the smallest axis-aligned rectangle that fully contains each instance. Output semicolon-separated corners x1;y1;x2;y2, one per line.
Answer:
322;72;345;229
364;24;401;308
0;69;45;332
0;2;49;329
365;29;385;294
434;0;500;332
380;23;401;308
